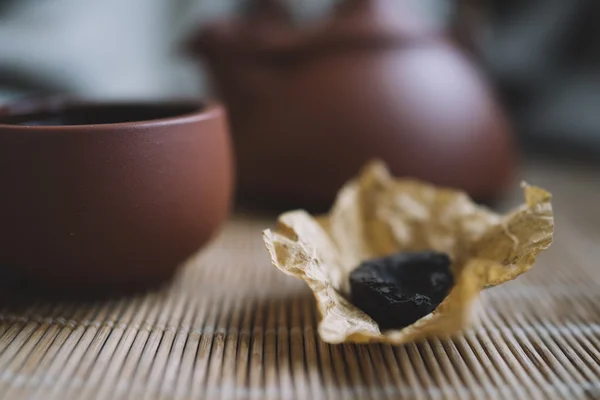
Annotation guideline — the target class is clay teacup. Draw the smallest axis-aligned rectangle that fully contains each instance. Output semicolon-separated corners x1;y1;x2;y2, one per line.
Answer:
0;98;234;295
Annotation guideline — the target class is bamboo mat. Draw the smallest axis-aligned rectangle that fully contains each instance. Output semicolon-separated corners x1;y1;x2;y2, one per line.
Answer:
2;158;600;400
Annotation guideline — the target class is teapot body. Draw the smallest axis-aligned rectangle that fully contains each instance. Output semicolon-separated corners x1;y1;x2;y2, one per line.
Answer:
192;0;516;210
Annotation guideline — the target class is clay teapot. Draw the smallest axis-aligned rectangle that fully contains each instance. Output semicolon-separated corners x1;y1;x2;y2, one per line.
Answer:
188;0;516;211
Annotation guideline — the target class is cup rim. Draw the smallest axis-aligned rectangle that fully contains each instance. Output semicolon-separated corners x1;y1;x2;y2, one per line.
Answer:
0;97;223;131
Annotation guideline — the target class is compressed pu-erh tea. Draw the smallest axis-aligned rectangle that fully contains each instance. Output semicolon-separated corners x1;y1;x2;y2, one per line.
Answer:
350;251;454;330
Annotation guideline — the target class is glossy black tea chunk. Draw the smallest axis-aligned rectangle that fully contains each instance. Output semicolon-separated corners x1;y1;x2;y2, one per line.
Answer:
349;251;454;330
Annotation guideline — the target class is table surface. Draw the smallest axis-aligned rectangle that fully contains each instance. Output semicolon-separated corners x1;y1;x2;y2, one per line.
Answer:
1;157;600;400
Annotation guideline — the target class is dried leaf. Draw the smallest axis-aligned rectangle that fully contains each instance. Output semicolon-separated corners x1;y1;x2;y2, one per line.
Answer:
263;161;554;344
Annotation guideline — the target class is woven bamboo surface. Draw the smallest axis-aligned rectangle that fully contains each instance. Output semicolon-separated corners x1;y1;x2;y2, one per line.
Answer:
1;158;600;400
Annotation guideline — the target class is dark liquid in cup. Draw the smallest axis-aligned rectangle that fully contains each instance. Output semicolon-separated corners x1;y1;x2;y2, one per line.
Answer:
0;104;200;126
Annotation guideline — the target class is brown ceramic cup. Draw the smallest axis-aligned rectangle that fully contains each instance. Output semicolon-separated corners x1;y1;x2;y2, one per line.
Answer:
0;98;233;295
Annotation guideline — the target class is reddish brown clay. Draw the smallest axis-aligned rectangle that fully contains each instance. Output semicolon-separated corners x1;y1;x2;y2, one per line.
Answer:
188;0;516;211
0;98;234;294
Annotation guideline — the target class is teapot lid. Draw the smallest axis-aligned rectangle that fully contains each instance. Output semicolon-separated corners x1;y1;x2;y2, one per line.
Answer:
190;0;445;62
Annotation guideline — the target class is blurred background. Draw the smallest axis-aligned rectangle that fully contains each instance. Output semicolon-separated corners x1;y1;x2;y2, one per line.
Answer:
0;0;446;101
1;0;599;206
